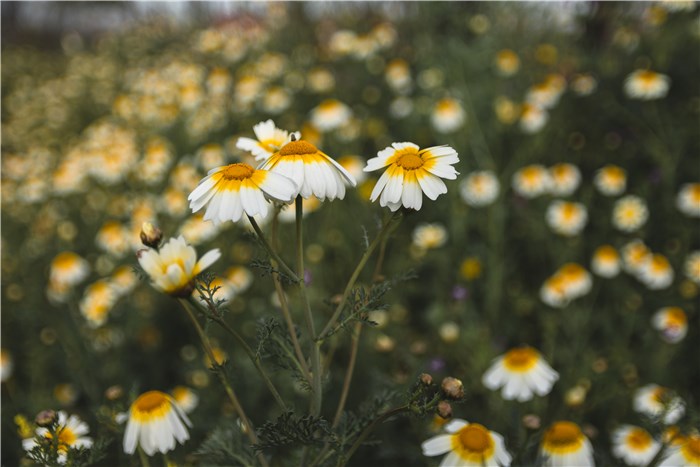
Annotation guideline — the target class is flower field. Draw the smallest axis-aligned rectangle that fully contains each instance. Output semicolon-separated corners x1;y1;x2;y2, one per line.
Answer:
2;2;699;466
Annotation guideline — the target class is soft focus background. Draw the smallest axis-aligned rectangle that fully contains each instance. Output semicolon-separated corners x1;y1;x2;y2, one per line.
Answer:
2;2;699;466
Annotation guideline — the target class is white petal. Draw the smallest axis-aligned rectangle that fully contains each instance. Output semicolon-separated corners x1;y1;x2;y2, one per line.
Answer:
417;172;448;200
195;249;221;275
421;434;453;456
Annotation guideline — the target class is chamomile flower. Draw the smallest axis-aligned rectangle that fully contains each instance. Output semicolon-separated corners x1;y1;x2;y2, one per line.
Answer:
613;195;649;232
459;171;500;207
79;280;117;328
482;346;559;402
225;266;254;294
95;221;131;258
171;386;199;414
495;49;520;76
526;81;563;109
431;98;466;133
633;384;685;424
676;183;700;217
540;421;594;467
594;165;627;196
591;245;622;278
50;252;90;288
570;73;598;96
123;390;191;456
1;348;13;382
236;120;299;162
412;223;448;250
622;240;652;275
540;263;592;308
259;139;355;201
23;411;93;464
652;307;688;344
519;103;548;133
624;69;671;100
188;163;297;224
385;58;412;92
546;201;588;236
421;418;512;467
364;142;459;211
659;433;700;467
512;165;552;198
137;236;220;297
685;251;700;284
612;425;660;466
639;253;674;289
549;163;581;196
310;99;352;132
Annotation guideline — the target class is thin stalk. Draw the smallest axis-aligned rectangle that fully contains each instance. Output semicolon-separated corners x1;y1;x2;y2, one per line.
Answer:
137;446;151;467
296;196;322;416
339;406;409;466
332;322;362;428
178;299;268;467
248;215;299;282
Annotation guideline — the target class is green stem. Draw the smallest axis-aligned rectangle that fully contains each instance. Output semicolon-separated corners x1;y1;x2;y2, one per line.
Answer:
296;196;322;416
332;323;362;428
137;446;151;467
178;299;268;467
248;215;299;282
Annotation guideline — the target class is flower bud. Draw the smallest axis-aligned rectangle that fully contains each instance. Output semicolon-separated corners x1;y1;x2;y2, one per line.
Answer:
441;376;464;400
140;222;163;249
105;385;124;401
419;373;433;386
437;400;452;419
522;414;541;430
35;409;57;428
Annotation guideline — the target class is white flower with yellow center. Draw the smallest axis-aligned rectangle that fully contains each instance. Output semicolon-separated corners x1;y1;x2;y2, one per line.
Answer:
624;69;671;100
526;81;563;109
431;98;466;133
622;240;652;275
685;251;700;284
171;386;199;414
79;280;117;328
652;307;688;344
546;201;588;236
23;411;93;464
111;265;138;297
123;390;191;456
571;73;598;96
659;433;700;467
385;58;412;92
188;162;297;224
137;236;220;297
594;165;627;196
236;120;299;162
512;165;552;198
459;170;500;207
364;142;459;211
540;263;592;308
421;419;511;467
676;183;700;217
495;49;520;76
633;384;685;424
540;421;594;467
259;139;356;201
613;195;649;232
412;223;448;250
639;253;674;289
519;103;548;133
482;346;558;402
310;99;352;132
95;221;131;258
591;245;621;278
0;348;13;382
612;425;660;466
549;163;581;196
50;252;90;288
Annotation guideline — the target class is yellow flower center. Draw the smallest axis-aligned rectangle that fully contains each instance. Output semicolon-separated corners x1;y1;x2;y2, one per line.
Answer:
279;140;318;156
544;421;583;450
458;424;491;453
682;436;700;462
53;253;80;270
603;166;624;183
638;70;659;84
221;163;254;181
134;390;168;413
652;387;668;404
396;153;424;170
690;185;700;202
560;263;586;281
665;307;687;326
503;347;538;372
560;203;578;221
45;427;77;453
627;428;652;451
595;245;618;262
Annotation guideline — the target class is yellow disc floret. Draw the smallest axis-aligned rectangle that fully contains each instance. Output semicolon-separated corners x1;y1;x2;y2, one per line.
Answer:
452;423;494;462
543;421;584;454
503;347;538;372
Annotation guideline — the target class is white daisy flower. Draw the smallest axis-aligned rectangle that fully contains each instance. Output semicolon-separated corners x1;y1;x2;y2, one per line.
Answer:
549;163;581;196
594;165;627;196
652;307;688;344
494;49;520;77
639;254;674;289
171;386;199;414
685;251;700;284
79;280;117;328
364;142;459;211
0;348;13;382
546;201;588;236
570;73;598;96
611;425;660;466
676;183;700;217
612;195;649;232
512;165;552;198
622;240;652;276
482;346;558;402
591;245;621;278
540;421;594;467
123;390;191;456
23;411;93;464
431;98;466;133
310;99;352;132
459;171;500;207
188;163;298;224
421;418;512;467
412;223;448;250
659;433;700;467
236;119;300;162
258;139;356;201
624;69;671;100
49;252;90;288
633;384;685;424
519;103;549;133
540;263;592;308
137;236;220;297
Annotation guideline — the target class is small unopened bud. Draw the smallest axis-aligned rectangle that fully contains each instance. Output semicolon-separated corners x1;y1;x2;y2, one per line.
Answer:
140;222;163;249
419;373;433;386
105;385;124;401
35;410;57;428
441;377;465;400
437;400;452;419
522;414;541;430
